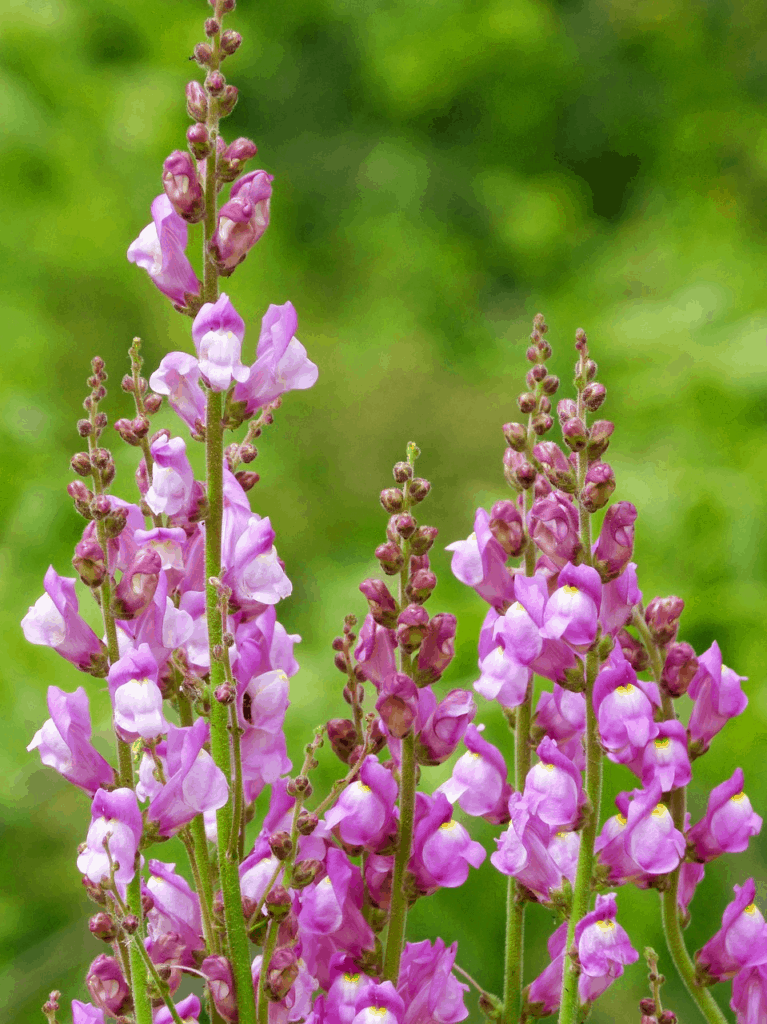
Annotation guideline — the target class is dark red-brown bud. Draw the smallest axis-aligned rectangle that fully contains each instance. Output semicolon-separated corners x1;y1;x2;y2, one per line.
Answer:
661;641;698;697
503;448;536;490
73;537;106;588
586;419;614;461
583;381;606;411
406;569;437;604
562;417;588;452
187;122;212;159
489;499;525;556
645;596;684;646
409;477;430;503
503;421;527;452
557;398;577;422
618;629;650;673
531;412;553;436
218;85;239;116
380;488;404;514
296;811;319;836
291;859;322;889
220;29;242;55
541;374;560;395
581;461;616;513
327;719;359;764
89;913;117;942
265;885;291;920
268;831;293;861
585;358;598;381
394;513;416;539
206;70;225;94
518;391;537;414
359;578;398;627
194;42;214;66
639;999;657;1015
71;452;92;476
409;524;438;556
204;17;220;36
235;470;260;491
393;460;413;483
214;682;236;704
375;541;404;576
396;603;430;653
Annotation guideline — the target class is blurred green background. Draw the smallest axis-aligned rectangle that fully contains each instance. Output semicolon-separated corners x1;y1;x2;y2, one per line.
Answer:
2;0;766;1020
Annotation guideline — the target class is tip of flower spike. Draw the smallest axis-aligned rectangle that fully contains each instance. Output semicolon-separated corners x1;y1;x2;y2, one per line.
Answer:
407;441;421;465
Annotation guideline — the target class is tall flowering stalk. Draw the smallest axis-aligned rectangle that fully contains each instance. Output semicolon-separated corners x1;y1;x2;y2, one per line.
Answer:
22;3;767;1024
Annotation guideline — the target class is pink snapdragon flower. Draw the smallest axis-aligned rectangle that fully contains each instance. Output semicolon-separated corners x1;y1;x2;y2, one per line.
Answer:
575;892;639;1001
593;649;659;764
22;567;108;675
415;687;475;765
437;724;510;820
145;435;195;517
410;793;486;892
127;194;201;305
324;756;398;850
191;293;250;391
446;507;515;608
146;720;228;836
27;685;114;795
592;502;637;581
77;788;143;893
541;562;601;650
696;881;767;981
149;352;206;432
523;736;584;831
731;963;767;1024
211;169;273;272
475;599;541;708
398;939;469;1024
86;955;131;1017
688;641;748;754
233;301;318;416
491;792;564;900
599;562;641;636
145;859;205;964
688;768;763;862
528;492;582;569
354;614;397;688
623;782;686;875
108;643;169;741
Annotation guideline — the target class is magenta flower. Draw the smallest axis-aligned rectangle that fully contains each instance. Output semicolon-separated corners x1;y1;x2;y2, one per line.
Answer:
107;643;168;742
376;672;419;740
22;567;108;675
162;150;204;222
145;859;204;961
211;169;273;272
696;881;767;981
350;981;404;1024
200;956;238;1023
599;562;641;636
445;507;515;608
154;994;201;1024
145;434;195;517
410;793;486;892
592;502;637;581
86;955;132;1017
147;720;228;836
71;1002;105;1024
528;492;582;568
223;510;292;607
575;892;639;1000
325;961;376;1024
731;963;767;1024
414;612;457;685
354;614;397;688
149;352;206;432
636;719;691;792
415;687;475;766
127;194;201;305
593;649;659;763
623;782;686;875
523;736;584;831
475;599;542;708
324;756;398;850
27;686;114;795
548;828;580;886
77;788;143;892
191;292;250;392
533;684;586;770
398;939;469;1024
688;641;748;754
491;792;564;900
525;923;566;1016
688;768;763;862
437;724;509;819
541;562;601;650
594;797;647;887
233;301;318;415
111;547;163;621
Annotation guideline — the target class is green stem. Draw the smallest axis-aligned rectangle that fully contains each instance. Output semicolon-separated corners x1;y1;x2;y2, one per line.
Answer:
382;727;417;982
557;649;602;1024
129;920;185;1024
125;875;153;1024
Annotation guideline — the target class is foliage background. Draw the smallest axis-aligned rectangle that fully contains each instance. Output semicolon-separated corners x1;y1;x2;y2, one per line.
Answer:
2;0;766;1020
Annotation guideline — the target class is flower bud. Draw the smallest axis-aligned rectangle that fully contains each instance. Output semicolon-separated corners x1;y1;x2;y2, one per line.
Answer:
218;85;239;117
194;42;214;67
393;460;412;483
111;548;162;620
575;327;588;351
186;81;208;121
265;884;291;919
409;477;431;503
187;122;212;159
71;452;92;477
531;412;553;436
359;578;398;627
89;912;117;942
327;719;359;763
103;506;128;539
201;956;238;1024
618;628;650;673
264;947;299;1002
73;537;106;588
291;859;322;889
581;461;616;512
87;955;132;1016
380;488;404;513
91;494;111;519
122;914;139;935
585;358;598;381
235;470;259;491
68;480;94;519
503;421;527;452
557;398;577;422
661;641;698;697
659;1012;677;1023
219;136;258;182
144;394;163;415
640;999;657;1015
204;17;219;36
488;499;525;556
518;391;537;413
396;603;429;653
405;568;437;604
286;775;312;797
583;381;606;411
541;374;560;395
587;419;614;461
503;447;536;490
530;363;547;382
409;524;438;556
394;512;416;539
376;672;419;738
562;417;588;452
375;541;404;576
163;151;204;223
296;811;318;836
214;682;236;704
534;441;577;493
268;831;293;861
645;596;684;646
220;29;242;55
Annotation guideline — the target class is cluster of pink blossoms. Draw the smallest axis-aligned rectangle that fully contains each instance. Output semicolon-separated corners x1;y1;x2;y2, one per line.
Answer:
23;3;766;1024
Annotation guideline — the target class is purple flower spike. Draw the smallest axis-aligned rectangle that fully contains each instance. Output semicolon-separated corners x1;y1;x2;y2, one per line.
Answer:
541;563;601;650
233;301;318;415
149;352;206;432
324;756;398;850
147;720;228;836
688;768;763;862
22;567;108;676
575;892;639;1000
731;963;767;1024
27;686;115;795
524;736;584;831
108;643;168;742
437;724;509;819
127;194;201;306
445;507;515;608
623;783;686;874
592;502;637;582
688;641;748;754
696;881;767;981
77;788;143;892
398;938;469;1024
211;169;273;272
191;293;250;392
